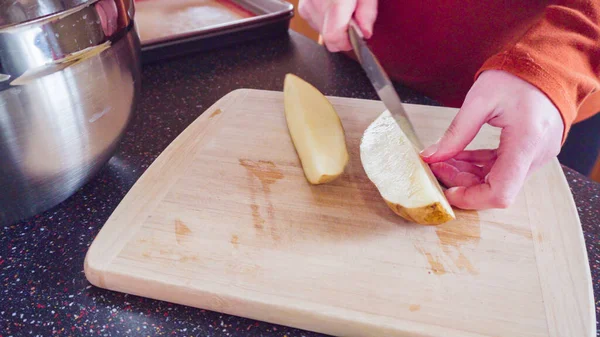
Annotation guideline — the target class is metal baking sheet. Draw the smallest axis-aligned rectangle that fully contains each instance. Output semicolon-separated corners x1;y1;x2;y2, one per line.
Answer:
134;0;294;63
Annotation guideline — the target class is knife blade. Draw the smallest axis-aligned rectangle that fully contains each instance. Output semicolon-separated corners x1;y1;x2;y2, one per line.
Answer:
347;19;423;150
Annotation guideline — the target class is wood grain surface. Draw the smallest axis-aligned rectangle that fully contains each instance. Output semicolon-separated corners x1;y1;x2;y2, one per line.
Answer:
85;89;595;337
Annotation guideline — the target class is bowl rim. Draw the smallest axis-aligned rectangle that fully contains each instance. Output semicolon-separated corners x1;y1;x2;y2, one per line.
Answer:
0;0;99;32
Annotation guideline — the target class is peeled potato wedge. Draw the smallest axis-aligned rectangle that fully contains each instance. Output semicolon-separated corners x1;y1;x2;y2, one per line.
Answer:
283;73;349;184
360;110;456;225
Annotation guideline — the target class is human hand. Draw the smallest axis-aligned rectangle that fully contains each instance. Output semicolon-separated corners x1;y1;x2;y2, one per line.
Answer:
420;70;564;209
298;0;378;52
95;0;119;37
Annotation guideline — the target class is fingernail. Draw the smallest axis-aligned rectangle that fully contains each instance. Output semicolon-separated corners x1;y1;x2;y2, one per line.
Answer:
446;186;460;194
420;143;438;158
444;187;460;201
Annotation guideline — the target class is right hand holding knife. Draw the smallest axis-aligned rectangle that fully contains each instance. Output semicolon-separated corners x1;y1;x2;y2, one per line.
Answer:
298;0;378;52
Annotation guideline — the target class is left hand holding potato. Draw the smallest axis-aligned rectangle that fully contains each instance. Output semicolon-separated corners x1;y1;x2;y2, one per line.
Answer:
420;70;564;210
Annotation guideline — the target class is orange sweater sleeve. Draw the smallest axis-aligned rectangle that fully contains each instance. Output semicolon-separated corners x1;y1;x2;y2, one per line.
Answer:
475;0;600;142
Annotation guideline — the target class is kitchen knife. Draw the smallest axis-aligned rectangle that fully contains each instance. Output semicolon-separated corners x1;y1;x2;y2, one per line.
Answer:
348;19;423;150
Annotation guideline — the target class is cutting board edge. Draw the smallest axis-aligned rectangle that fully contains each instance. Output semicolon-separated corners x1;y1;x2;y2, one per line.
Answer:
82;88;594;337
90;265;492;337
563;167;597;337
84;88;251;288
527;160;596;337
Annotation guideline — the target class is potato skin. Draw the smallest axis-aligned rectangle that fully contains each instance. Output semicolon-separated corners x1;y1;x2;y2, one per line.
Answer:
384;200;455;226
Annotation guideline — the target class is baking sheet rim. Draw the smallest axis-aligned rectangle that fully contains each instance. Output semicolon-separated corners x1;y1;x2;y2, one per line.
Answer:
136;0;294;47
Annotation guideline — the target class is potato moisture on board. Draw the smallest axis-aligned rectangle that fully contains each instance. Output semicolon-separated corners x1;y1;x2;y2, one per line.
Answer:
298;0;600;210
283;73;349;184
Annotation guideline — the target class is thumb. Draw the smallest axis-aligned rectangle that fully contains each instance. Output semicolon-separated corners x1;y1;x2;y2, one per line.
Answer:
421;99;493;163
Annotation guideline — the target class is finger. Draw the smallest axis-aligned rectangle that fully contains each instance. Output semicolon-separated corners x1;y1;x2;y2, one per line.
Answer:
298;0;322;32
297;0;311;20
430;162;483;188
448;152;497;178
354;0;378;38
453;149;498;164
322;1;356;52
444;127;537;209
96;0;119;36
421;97;494;163
482;161;494;178
445;158;486;178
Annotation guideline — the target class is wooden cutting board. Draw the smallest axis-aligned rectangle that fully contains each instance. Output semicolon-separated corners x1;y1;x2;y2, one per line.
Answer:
85;89;595;337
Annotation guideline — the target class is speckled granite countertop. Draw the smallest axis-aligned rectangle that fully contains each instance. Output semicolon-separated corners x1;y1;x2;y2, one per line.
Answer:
1;31;599;337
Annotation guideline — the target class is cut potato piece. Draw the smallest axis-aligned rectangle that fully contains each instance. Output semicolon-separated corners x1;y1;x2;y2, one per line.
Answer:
283;73;349;184
360;110;455;225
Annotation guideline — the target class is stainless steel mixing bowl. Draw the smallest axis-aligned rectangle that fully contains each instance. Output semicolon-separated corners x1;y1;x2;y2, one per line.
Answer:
0;0;141;225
